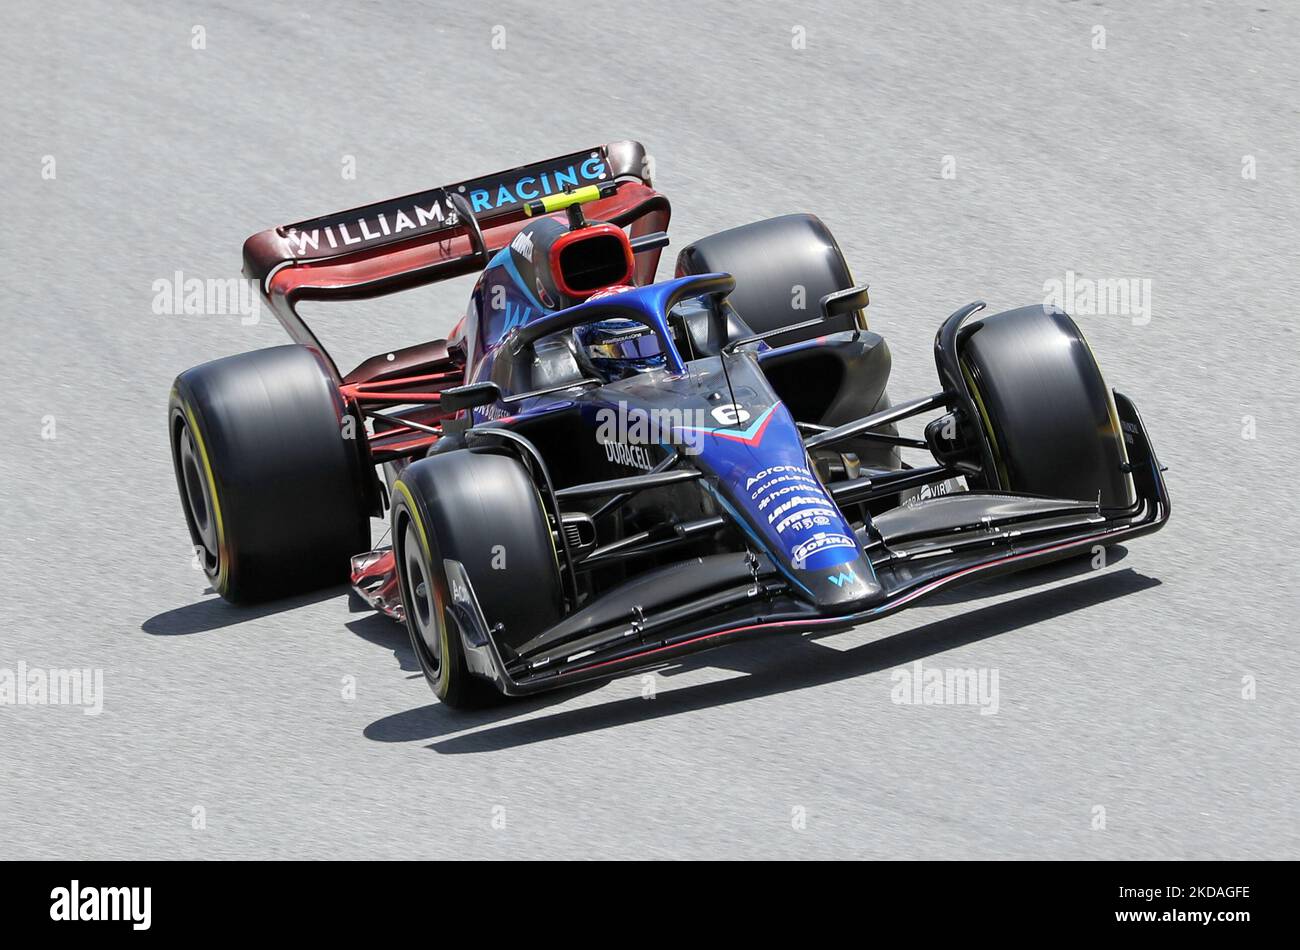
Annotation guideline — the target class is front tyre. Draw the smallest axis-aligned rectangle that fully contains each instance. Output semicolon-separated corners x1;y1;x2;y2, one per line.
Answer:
391;448;563;707
959;306;1135;508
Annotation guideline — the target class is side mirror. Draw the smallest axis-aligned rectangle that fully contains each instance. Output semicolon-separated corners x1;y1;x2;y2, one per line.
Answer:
723;283;870;355
440;381;502;413
820;284;870;323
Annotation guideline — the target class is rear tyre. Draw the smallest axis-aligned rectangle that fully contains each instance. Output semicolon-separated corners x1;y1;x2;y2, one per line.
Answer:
391;448;563;707
676;213;861;338
678;213;899;470
169;344;372;603
960;306;1135;508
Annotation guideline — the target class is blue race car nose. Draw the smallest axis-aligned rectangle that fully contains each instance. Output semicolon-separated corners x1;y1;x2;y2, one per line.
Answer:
679;394;886;610
797;554;886;610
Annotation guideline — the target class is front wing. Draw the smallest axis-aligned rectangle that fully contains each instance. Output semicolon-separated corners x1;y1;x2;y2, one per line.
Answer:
437;390;1169;696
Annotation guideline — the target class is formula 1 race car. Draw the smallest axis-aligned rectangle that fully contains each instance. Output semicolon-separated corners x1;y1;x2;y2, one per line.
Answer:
169;140;1169;706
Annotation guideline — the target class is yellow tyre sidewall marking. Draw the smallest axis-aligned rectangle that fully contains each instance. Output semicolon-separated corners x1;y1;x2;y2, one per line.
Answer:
393;479;450;692
532;484;561;580
179;396;229;594
961;359;1012;490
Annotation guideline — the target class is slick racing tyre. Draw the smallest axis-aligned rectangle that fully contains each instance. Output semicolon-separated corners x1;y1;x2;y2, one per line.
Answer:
391;448;563;707
169;344;372;603
676;213;862;340
959;306;1136;509
678;213;900;471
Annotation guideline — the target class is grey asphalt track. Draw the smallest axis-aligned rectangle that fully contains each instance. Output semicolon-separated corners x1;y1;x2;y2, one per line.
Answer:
2;0;1298;860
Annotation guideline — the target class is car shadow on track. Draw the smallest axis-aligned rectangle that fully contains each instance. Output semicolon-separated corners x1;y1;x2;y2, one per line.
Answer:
140;585;350;636
344;611;419;673
364;683;606;742
390;559;1159;754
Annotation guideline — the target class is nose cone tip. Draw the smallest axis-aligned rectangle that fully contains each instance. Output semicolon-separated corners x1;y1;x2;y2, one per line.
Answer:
801;557;885;610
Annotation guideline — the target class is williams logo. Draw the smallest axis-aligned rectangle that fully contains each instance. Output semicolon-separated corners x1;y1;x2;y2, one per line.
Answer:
283;152;609;258
827;569;856;587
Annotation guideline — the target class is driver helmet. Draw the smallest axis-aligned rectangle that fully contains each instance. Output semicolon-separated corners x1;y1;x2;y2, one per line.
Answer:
573;306;665;381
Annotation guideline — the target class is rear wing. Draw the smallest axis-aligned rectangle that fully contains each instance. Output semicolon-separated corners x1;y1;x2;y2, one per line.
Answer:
242;140;670;375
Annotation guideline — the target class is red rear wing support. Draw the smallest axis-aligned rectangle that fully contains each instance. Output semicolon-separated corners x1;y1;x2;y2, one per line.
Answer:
242;140;671;382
